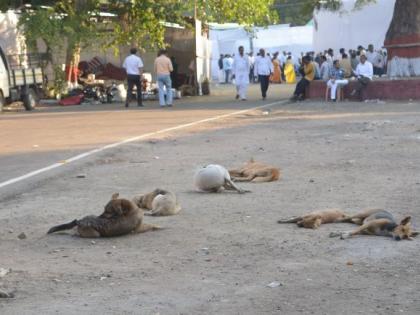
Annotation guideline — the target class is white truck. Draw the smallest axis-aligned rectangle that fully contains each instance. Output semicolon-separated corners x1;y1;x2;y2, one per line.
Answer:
0;45;44;112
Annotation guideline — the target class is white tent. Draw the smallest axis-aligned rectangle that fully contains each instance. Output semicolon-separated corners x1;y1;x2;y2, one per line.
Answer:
313;0;395;53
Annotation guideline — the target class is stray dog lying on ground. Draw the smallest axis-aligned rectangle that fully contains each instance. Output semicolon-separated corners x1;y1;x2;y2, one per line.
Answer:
329;209;419;241
277;209;350;229
229;159;280;182
47;193;160;237
132;188;181;216
194;164;250;194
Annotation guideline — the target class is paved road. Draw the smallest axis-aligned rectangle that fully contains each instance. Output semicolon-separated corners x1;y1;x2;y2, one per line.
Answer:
0;84;292;196
1;90;420;314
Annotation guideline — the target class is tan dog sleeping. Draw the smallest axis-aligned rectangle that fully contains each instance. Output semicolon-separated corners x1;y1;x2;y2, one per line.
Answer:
229;159;280;183
277;209;350;229
48;193;160;237
133;188;181;216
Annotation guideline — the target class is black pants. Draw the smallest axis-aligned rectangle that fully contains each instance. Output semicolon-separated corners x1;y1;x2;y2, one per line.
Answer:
354;76;371;100
259;75;270;98
249;66;255;83
293;78;310;99
373;66;383;77
126;74;142;106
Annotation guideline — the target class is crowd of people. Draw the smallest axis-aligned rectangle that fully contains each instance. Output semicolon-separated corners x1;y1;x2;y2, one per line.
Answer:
219;44;387;102
122;44;386;107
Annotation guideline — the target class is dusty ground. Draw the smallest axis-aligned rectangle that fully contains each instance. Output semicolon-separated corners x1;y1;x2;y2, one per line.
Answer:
1;85;420;314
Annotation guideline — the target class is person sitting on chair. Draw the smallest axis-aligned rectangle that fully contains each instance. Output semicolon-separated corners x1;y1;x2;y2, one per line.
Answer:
350;54;373;101
326;60;348;101
290;55;315;101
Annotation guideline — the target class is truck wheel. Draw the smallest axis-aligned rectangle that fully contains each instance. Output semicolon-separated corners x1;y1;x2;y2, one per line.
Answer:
23;88;38;111
0;92;4;112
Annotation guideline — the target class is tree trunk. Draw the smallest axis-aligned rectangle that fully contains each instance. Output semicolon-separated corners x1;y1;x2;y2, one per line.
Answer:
384;0;420;76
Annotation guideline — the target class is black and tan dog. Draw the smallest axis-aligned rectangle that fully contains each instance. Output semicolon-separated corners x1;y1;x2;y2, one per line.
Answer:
229;159;280;183
47;193;160;238
330;209;419;241
278;209;350;229
133;188;181;216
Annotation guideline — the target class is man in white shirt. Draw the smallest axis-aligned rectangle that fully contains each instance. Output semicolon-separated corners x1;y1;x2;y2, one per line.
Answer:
326;48;334;67
123;48;144;107
350;54;373;101
254;48;273;100
366;44;384;76
232;46;250;101
223;55;233;83
366;44;378;64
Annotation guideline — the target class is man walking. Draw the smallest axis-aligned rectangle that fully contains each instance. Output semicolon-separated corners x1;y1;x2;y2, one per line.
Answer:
232;46;250;101
254;48;273;100
123;48;144;107
154;49;174;107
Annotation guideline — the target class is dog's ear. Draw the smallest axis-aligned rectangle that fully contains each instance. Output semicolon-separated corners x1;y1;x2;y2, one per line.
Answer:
410;231;419;237
112;193;119;200
400;216;411;226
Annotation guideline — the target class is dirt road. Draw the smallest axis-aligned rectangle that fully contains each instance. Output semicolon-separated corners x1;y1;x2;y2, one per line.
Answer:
1;86;420;314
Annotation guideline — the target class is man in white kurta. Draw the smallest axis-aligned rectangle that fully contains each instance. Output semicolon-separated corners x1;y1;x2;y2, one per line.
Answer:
232;46;250;101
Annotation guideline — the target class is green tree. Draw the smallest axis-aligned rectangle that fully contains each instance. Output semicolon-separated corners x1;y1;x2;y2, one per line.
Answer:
15;1;101;85
103;0;277;51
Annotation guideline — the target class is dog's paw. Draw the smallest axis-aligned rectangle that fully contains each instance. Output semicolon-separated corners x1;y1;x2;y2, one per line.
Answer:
340;232;351;240
329;232;341;238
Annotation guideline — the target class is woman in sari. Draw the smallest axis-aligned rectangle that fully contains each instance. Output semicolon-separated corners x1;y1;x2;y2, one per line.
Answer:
270;52;282;83
284;56;296;84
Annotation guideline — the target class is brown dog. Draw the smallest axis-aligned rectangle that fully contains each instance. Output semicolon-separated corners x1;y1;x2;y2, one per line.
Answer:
229;159;280;183
278;209;350;229
47;193;160;238
330;209;419;241
133;188;181;216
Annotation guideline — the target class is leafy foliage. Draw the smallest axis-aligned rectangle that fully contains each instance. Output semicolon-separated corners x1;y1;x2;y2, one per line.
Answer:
103;0;277;51
8;0;277;53
18;1;101;58
273;0;377;25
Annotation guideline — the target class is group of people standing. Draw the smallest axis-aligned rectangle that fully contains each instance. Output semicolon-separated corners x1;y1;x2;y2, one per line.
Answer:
123;48;175;108
219;48;301;101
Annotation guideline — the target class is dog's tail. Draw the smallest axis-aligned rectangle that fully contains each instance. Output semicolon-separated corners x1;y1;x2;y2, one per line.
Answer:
277;216;302;224
47;220;78;234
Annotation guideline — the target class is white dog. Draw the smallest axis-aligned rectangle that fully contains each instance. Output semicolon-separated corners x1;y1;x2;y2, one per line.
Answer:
194;164;249;193
133;189;181;216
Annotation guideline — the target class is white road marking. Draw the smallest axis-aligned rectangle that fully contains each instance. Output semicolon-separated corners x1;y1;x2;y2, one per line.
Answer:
0;100;287;189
